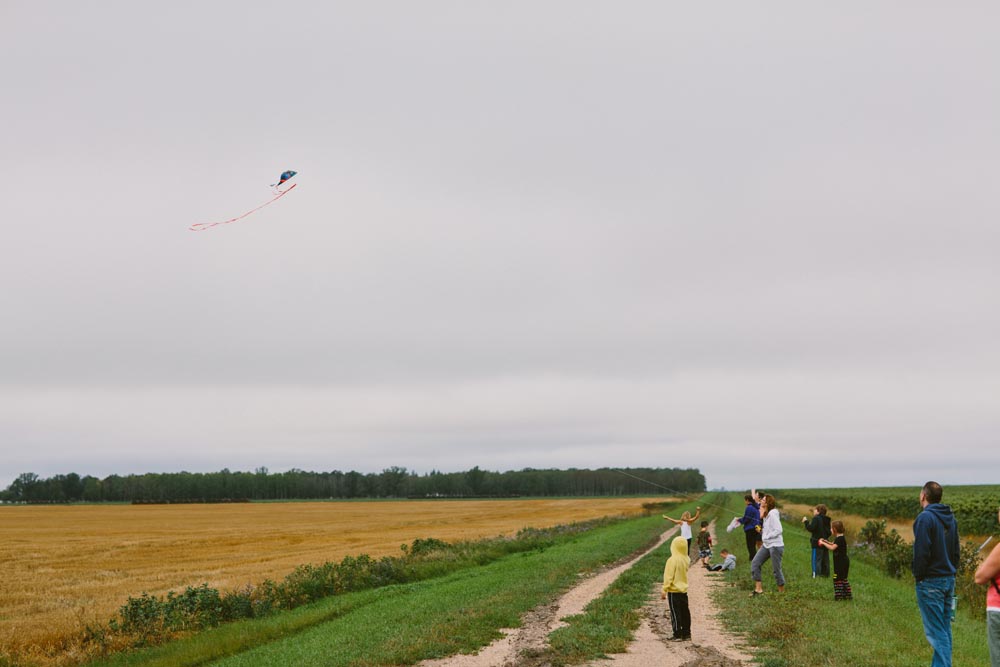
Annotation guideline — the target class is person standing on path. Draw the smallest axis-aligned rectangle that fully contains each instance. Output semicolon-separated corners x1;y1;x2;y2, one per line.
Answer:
736;494;762;562
913;481;960;667
973;506;1000;666
661;534;692;641
750;494;784;597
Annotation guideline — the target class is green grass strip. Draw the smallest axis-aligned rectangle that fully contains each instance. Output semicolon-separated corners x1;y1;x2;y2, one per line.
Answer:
710;493;991;667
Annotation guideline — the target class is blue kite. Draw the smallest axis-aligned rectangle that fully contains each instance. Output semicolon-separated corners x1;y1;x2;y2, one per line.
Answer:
271;170;297;189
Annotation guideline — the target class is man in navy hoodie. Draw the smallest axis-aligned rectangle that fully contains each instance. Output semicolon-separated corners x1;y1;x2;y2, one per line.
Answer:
912;481;960;667
736;493;762;562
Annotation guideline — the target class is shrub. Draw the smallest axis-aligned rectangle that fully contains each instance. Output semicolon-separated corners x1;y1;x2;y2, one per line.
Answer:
858;519;911;578
407;537;451;556
220;584;254;621
955;539;986;621
162;584;223;631
109;592;166;644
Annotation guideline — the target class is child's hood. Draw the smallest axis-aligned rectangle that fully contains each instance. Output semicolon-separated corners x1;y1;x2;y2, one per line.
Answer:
670;535;688;557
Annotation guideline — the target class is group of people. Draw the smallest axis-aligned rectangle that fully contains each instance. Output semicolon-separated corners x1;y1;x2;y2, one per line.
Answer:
659;506;737;641
653;481;1000;666
730;488;853;601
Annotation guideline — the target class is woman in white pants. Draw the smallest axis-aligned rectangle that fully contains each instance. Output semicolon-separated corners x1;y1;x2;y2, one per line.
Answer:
750;494;785;596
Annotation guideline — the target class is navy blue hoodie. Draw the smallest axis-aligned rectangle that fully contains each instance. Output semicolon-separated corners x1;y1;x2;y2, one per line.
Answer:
911;503;960;581
738;502;761;533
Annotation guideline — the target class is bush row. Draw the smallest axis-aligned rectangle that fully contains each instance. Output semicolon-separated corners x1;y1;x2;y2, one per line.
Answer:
86;516;627;653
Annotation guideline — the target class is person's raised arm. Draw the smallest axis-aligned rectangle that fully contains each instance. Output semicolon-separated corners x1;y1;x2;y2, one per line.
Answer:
690;507;702;522
974;542;1000;585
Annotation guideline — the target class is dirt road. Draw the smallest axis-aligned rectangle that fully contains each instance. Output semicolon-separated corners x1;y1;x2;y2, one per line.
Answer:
419;521;751;667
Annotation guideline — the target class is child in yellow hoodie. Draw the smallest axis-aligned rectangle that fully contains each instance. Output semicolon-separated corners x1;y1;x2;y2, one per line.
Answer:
661;534;691;641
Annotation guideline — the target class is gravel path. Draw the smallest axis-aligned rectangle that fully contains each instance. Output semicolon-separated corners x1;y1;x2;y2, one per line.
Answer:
584;523;751;667
418;521;751;667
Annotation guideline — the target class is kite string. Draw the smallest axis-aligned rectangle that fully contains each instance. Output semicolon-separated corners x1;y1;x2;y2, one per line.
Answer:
610;468;736;517
189;183;298;232
610;468;814;543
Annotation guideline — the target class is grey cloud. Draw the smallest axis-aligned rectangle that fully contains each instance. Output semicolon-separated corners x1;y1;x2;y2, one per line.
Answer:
2;1;998;488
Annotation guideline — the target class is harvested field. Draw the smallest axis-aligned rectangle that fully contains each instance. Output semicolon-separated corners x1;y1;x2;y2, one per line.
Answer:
0;497;666;664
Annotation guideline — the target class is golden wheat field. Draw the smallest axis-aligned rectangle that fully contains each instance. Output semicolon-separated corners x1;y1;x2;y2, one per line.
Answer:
0;497;663;663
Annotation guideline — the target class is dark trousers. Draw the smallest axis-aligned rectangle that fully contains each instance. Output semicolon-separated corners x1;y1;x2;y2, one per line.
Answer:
812;546;830;576
667;591;691;638
745;529;759;562
834;559;852;600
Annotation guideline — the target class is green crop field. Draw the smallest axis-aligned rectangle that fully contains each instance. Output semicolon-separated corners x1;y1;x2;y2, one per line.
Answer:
776;484;1000;535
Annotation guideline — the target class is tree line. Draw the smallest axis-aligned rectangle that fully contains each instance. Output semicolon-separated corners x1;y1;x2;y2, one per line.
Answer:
0;466;704;503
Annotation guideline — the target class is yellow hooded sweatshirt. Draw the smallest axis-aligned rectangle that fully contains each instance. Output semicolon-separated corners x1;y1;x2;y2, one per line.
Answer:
662;535;691;594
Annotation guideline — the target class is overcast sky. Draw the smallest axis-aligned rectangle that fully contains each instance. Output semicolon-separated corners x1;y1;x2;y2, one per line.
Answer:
2;2;998;491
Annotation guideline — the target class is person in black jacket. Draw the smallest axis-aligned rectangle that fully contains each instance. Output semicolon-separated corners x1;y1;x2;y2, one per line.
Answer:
912;481;960;667
802;504;832;577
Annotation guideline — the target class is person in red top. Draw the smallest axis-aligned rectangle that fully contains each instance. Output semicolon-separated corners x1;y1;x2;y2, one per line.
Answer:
973;507;1000;666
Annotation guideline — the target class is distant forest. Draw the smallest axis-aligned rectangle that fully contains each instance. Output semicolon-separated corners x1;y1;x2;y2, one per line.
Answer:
0;466;704;503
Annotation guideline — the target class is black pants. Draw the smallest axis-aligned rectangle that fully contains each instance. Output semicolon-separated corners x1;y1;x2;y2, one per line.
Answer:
745;529;759;562
667;592;691;638
812;545;830;576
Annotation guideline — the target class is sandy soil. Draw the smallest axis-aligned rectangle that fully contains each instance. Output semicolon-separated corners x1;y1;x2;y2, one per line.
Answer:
419;522;751;667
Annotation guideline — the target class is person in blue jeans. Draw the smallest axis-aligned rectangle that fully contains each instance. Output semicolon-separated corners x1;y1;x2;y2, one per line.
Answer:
912;481;960;667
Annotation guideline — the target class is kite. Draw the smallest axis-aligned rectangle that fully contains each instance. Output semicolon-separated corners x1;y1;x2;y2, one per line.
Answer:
189;170;298;232
271;170;297;191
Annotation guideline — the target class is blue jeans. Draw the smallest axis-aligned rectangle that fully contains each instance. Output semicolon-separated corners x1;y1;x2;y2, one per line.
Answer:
916;576;954;667
988;611;1000;667
811;546;829;576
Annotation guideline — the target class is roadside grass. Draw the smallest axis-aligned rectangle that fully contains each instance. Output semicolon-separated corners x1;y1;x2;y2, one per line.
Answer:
86;505;687;667
544;497;716;665
711;494;991;666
